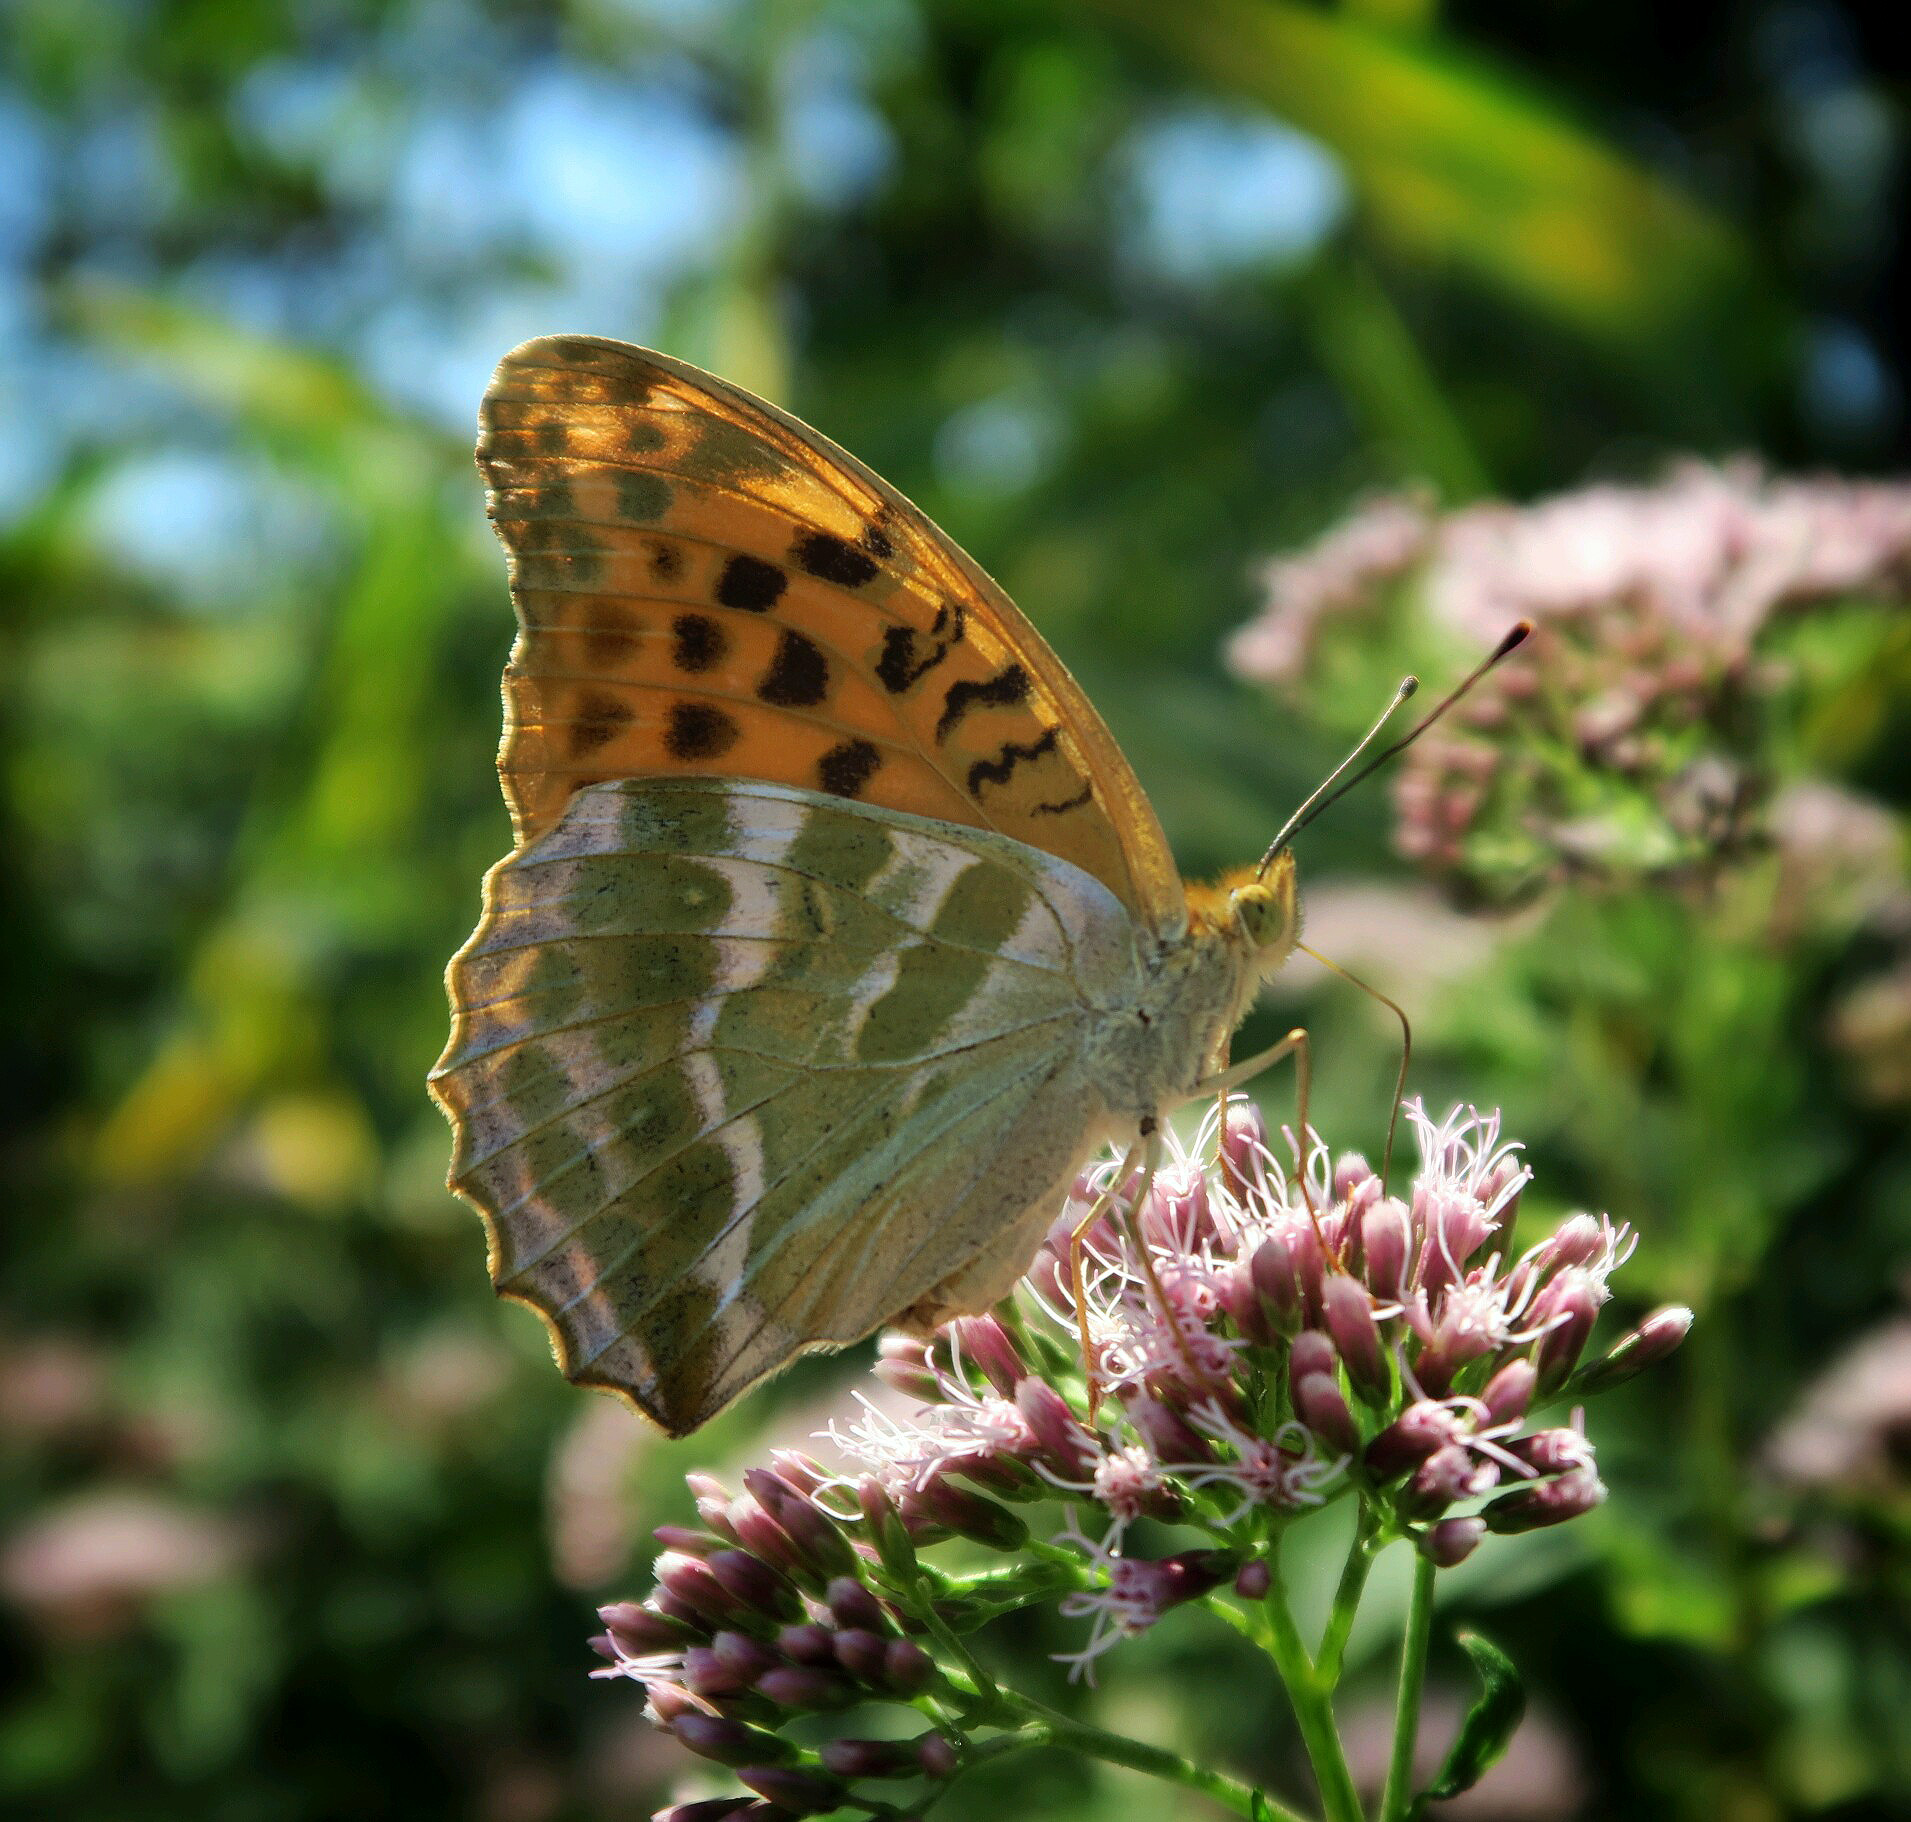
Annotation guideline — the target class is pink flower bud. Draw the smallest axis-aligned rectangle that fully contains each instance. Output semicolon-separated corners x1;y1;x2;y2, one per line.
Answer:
651;1523;726;1556
900;1479;1027;1550
669;1712;791;1767
1509;1426;1594;1476
1533;1269;1603;1394
741;1469;857;1580
1220;1100;1271;1203
706;1549;800;1622
1215;1259;1274;1344
1479;1358;1537;1428
774;1621;836;1665
1015;1376;1099;1479
1419;1191;1494;1293
645;1681;698;1725
1366;1400;1462;1479
951;1315;1024;1395
1125;1395;1210;1463
754;1664;857;1710
1294;1373;1360;1454
726;1497;802;1580
656;1552;742;1628
1289;1326;1337;1380
1406;1443;1495;1516
650;1588;710;1632
1359;1196;1412;1297
1322;1274;1390;1398
1234;1558;1272;1599
858;1479;917;1580
820;1737;921;1778
1142;1174;1213;1252
766;1450;830;1496
1570;1304;1693;1393
830;1626;891;1683
825;1576;888;1633
1023;1243;1066;1305
682;1645;749;1697
598;1601;692;1656
1333;1152;1376;1203
685;1473;738;1528
738;1764;848;1814
1485;1467;1607;1532
874;1334;938;1399
1537;1214;1605;1272
882;1636;936;1693
917;1731;961;1778
1423;1516;1486;1567
710;1630;779;1682
1249;1235;1304;1330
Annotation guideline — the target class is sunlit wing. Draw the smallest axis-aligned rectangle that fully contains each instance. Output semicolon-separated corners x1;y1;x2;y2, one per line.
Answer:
478;335;1187;943
430;776;1144;1434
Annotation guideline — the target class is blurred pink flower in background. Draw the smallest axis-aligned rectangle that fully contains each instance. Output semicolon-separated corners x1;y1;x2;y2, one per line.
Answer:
1765;1312;1911;1495
1230;462;1911;900
1;1490;256;1639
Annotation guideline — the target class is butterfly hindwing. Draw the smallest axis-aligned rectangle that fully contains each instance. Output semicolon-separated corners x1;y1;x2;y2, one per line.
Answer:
478;336;1186;941
430;776;1143;1434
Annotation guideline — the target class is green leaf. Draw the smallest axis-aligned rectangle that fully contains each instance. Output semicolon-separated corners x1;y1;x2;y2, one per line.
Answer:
1090;0;1753;347
1411;1629;1526;1813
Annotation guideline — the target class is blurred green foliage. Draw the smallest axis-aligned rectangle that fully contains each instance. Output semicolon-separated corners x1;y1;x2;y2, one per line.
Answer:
1;2;1904;1819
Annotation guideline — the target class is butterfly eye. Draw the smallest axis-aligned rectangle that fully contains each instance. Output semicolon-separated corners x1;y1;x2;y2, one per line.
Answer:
1229;863;1298;957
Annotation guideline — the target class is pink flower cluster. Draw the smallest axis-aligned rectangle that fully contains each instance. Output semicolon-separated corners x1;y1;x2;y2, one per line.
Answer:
590;1100;1688;1821
1230;462;1911;690
1228;463;1911;894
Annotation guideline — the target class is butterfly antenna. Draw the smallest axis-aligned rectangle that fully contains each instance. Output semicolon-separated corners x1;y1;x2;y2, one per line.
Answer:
1260;620;1531;870
1257;676;1419;876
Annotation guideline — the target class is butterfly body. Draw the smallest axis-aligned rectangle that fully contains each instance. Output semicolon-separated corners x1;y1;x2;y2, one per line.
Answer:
432;336;1298;1434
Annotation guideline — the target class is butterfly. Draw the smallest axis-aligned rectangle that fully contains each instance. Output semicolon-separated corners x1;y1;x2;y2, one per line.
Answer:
429;336;1306;1436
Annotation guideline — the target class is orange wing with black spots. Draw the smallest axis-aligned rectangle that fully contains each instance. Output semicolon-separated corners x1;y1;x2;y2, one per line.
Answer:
477;335;1187;941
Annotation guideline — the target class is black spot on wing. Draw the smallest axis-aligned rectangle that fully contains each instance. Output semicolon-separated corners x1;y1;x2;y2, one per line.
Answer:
861;517;895;561
936;662;1030;742
792;529;880;588
570;689;634;757
584;603;640;667
1031;780;1094;815
966;725;1059;798
756;628;830;707
715;554;787;612
671;613;726;674
616;471;671;523
665;701;739;760
648;539;684;582
817;738;881;799
875;601;964;695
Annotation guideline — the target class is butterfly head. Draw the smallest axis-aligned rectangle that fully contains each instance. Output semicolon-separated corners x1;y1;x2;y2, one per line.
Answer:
1184;853;1300;982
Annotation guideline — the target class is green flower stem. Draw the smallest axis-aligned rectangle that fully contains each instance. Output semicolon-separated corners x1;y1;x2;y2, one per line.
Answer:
1007;1690;1292;1821
1316;1519;1378;1686
1380;1551;1437;1822
1263;1550;1367;1822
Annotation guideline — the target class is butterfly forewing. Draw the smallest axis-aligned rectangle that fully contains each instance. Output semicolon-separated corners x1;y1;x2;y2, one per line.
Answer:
432;777;1143;1435
478;336;1185;940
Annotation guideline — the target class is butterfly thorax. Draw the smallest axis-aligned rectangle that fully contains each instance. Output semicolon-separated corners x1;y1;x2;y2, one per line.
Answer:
1089;852;1300;1125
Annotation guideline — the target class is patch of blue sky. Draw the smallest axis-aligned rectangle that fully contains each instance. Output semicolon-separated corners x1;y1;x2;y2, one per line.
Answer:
1121;106;1346;284
776;31;895;209
86;450;332;607
362;63;745;425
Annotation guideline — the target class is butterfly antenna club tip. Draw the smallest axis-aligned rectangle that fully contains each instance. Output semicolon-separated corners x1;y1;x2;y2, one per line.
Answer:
1264;626;1530;860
